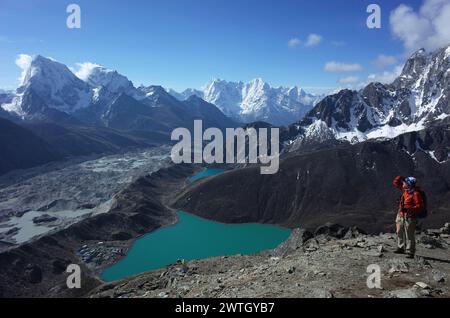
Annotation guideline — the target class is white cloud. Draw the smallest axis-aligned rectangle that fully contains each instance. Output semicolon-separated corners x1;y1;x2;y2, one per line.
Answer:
15;54;32;85
75;62;101;81
390;0;450;52
342;65;404;88
367;65;404;84
338;76;360;85
324;61;363;73
288;38;301;48
288;33;322;48
305;33;322;47
371;54;398;68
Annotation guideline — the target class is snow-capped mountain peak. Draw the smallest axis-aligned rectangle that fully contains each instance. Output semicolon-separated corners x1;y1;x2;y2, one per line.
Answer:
76;63;135;96
285;44;450;149
21;55;86;90
247;77;268;89
170;78;324;126
166;88;203;101
2;55;92;115
1;56;151;118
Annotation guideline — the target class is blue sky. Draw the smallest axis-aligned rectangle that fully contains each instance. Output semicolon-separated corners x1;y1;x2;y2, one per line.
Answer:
0;0;437;93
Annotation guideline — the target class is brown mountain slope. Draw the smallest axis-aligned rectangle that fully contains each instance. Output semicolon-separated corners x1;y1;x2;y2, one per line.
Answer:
173;125;450;233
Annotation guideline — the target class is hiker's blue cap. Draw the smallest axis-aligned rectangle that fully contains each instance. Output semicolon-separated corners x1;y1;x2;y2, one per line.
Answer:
404;177;417;186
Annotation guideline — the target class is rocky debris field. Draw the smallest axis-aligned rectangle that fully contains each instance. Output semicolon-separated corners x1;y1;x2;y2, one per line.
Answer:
0;146;171;248
0;146;171;221
91;223;450;298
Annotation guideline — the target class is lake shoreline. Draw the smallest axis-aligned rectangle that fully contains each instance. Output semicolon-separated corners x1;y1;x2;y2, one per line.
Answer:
100;210;291;282
98;167;291;283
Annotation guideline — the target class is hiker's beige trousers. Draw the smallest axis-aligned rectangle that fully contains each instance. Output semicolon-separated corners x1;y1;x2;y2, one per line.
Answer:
396;214;418;254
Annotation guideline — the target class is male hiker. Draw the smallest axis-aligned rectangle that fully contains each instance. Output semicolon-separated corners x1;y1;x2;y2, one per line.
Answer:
392;176;425;259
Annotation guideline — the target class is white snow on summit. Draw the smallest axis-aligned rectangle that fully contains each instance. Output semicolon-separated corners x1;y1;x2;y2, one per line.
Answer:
75;62;136;96
170;78;323;126
2;55;93;115
286;44;450;148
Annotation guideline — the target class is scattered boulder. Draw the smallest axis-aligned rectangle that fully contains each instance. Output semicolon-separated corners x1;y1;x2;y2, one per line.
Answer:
32;214;58;225
425;229;442;237
157;291;169;298
414;282;431;289
344;226;366;239
314;223;347;239
388;258;409;274
311;289;334;298
287;266;296;274
304;239;320;252
440;223;450;235
388;288;419;298
432;270;446;283
79;203;96;210
6;227;20;235
419;236;443;249
416;257;432;269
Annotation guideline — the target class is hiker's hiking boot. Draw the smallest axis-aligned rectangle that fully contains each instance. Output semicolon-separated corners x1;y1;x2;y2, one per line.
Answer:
393;248;405;254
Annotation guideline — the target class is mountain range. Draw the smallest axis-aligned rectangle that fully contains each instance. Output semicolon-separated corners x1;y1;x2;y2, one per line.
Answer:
1;45;450;175
0;56;238;175
0;55;236;133
169;79;323;126
284;46;450;150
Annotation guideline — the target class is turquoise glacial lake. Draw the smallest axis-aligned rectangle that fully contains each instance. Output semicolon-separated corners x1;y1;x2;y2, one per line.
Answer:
101;169;291;282
188;168;226;183
101;211;291;282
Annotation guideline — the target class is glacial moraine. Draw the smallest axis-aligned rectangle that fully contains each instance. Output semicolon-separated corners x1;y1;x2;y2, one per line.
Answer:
0;146;172;249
